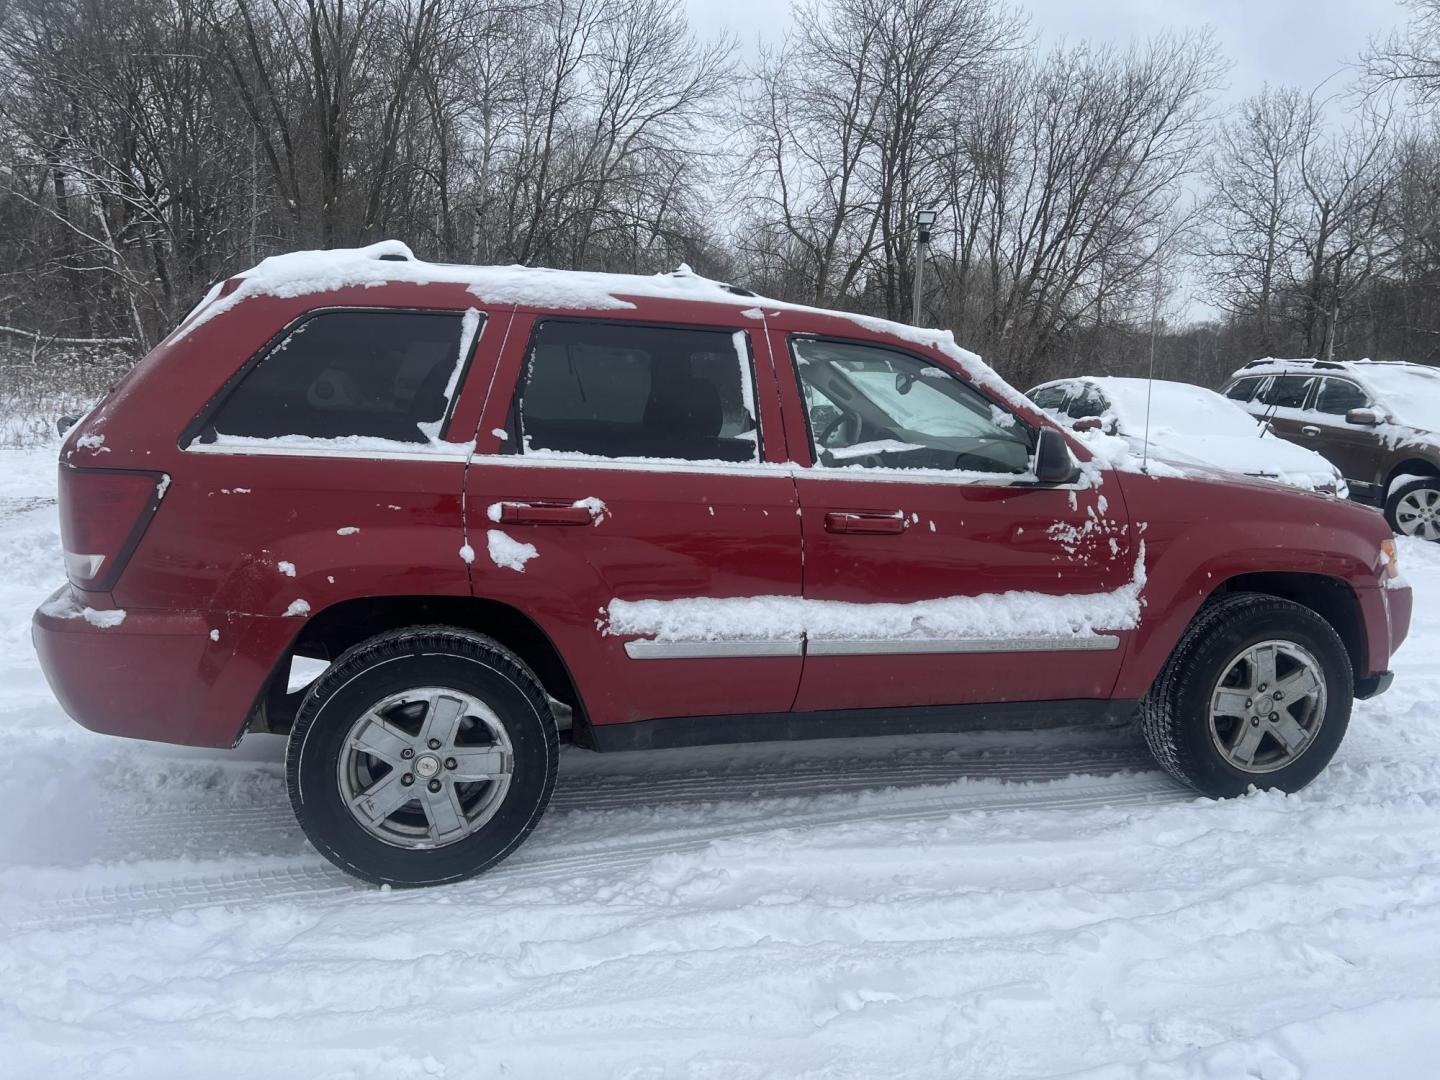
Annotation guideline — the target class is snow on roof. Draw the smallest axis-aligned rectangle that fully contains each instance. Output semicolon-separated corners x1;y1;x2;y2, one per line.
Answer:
174;241;1027;412
1079;377;1259;439
1234;358;1440;431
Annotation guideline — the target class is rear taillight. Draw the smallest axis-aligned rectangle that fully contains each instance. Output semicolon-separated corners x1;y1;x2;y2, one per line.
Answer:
58;465;166;592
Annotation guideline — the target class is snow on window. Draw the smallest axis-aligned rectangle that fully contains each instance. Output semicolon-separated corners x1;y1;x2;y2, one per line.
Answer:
605;548;1146;644
487;530;538;572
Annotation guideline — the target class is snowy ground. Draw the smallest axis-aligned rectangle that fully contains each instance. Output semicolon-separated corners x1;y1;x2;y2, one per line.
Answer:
3;445;1440;1079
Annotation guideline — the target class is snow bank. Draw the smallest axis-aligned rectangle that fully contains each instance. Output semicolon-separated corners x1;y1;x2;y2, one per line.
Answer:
606;547;1145;644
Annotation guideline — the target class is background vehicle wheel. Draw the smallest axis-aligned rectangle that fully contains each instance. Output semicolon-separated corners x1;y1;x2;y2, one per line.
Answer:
1386;476;1440;541
286;625;559;886
1139;593;1352;798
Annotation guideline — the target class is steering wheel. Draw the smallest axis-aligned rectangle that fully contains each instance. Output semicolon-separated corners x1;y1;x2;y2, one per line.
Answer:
818;410;855;448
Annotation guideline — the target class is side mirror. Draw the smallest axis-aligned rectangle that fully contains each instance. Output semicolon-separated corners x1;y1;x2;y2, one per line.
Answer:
56;415;80;436
1072;417;1102;433
1034;427;1080;485
1346;407;1380;426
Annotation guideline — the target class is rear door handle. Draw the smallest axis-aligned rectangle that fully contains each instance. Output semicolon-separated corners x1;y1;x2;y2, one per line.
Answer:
824;511;906;534
494;501;594;526
1301;425;1321;436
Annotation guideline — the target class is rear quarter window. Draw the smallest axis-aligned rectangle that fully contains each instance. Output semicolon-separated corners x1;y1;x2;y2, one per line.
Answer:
195;309;480;445
1225;377;1263;402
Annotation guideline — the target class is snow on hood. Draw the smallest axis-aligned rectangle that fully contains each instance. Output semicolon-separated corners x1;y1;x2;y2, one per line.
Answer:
1048;378;1341;490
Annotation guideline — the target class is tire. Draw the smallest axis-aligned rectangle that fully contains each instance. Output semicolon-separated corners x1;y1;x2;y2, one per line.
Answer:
1385;476;1440;541
286;625;559;887
1139;593;1352;799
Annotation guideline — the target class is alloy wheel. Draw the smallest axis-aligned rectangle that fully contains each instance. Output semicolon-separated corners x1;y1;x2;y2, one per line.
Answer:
337;686;514;848
1208;639;1327;774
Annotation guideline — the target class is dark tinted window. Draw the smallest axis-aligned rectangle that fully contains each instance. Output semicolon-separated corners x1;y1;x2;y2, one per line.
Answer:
1226;377;1263;402
205;310;476;443
1028;385;1069;411
1257;375;1314;409
517;321;759;463
1065;384;1107;419
1314;378;1368;416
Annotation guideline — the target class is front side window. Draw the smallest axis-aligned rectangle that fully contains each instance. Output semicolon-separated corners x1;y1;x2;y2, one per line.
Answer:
1257;374;1315;410
202;310;479;444
1226;377;1263;402
515;321;759;463
1314;378;1369;416
791;338;1032;475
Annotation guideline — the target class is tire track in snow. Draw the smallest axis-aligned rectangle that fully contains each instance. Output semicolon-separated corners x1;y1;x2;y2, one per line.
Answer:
10;772;1183;931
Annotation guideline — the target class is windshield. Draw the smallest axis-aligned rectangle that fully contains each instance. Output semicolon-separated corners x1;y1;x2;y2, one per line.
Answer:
1357;366;1440;430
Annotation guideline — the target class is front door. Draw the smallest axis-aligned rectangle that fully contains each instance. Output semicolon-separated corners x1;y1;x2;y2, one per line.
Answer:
1305;377;1384;493
776;334;1137;713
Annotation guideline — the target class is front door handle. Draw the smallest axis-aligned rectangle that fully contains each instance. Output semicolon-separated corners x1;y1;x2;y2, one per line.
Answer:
493;501;594;526
1301;425;1321;436
824;511;906;534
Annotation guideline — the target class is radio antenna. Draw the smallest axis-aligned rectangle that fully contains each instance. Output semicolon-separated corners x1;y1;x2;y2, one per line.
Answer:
1141;231;1164;474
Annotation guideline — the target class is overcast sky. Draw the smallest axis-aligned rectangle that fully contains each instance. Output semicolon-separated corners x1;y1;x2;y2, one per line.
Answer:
688;0;1411;103
686;0;1415;321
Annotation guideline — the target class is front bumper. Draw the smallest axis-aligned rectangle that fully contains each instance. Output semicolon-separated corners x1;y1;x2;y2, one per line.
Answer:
32;584;295;748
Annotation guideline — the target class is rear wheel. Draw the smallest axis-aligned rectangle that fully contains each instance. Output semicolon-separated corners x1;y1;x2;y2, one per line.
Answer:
1139;593;1352;798
1386;476;1440;541
286;626;558;886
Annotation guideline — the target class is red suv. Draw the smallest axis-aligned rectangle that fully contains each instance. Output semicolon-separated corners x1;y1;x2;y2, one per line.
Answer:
33;242;1412;886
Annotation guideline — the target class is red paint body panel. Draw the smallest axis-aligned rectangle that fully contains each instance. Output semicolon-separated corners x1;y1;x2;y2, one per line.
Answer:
32;270;1413;749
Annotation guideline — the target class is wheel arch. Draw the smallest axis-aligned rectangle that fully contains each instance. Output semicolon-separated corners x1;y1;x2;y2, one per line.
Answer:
1210;572;1366;682
1386;458;1440;489
255;594;587;739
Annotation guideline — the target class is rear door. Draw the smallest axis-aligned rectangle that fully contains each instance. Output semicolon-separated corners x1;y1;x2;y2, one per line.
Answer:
462;312;804;732
775;331;1136;713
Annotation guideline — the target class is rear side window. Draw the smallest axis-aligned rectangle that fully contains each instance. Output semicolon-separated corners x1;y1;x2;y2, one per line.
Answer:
200;310;479;444
1225;377;1263;402
1257;375;1314;409
1065;384;1107;419
1028;385;1069;411
514;321;759;463
1314;378;1368;416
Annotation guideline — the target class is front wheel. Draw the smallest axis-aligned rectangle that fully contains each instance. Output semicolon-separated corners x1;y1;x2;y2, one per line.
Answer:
1386;476;1440;541
1139;593;1352;798
286;626;559;886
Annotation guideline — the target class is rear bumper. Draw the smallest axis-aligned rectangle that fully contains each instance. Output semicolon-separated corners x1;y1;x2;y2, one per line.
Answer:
32;584;295;748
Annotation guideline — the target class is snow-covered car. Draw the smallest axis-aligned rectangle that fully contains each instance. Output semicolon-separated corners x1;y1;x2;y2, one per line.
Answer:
1223;359;1440;541
1027;376;1347;496
32;242;1411;887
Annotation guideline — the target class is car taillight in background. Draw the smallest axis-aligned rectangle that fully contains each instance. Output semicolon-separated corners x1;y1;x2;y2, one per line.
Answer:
58;465;166;592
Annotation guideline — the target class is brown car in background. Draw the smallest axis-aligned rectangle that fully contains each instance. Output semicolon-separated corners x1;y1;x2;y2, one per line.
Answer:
1224;359;1440;541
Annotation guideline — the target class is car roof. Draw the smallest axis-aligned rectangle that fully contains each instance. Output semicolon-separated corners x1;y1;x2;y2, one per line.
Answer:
1228;357;1436;381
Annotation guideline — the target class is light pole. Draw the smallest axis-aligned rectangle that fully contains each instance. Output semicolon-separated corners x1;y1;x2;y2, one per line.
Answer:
912;209;938;326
